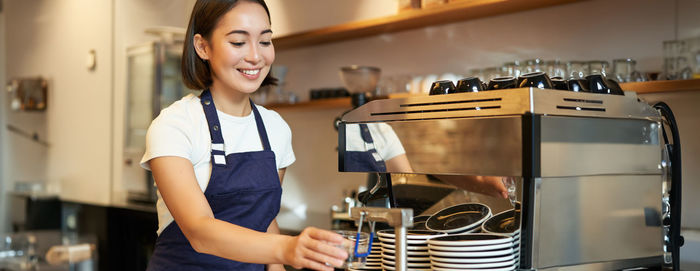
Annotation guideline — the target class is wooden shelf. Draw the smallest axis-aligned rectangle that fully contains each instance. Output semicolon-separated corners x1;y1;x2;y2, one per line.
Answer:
620;79;700;94
273;0;587;50
267;80;700;110
267;97;352;110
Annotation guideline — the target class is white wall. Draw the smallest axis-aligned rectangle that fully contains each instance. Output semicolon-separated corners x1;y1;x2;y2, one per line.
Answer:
0;3;8;233
267;0;396;37
5;0;114;205
3;0;193;207
275;107;367;215
111;0;192;205
269;0;700;229
639;91;700;229
273;0;686;97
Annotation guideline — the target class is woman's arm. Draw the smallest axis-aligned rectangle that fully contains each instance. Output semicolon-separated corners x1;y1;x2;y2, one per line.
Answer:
150;157;347;270
385;154;413;173
266;168;286;271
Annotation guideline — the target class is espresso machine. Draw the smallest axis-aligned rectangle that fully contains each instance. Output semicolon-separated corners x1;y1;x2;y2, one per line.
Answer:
337;86;683;270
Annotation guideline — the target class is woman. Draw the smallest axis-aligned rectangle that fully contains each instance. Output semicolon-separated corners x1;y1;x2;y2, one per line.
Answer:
140;0;348;270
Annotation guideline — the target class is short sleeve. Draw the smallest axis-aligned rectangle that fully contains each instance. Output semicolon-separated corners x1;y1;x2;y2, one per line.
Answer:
140;108;194;171
374;123;405;161
275;113;296;169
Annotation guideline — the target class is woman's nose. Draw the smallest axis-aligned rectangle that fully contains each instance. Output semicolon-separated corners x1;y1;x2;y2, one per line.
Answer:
245;44;261;63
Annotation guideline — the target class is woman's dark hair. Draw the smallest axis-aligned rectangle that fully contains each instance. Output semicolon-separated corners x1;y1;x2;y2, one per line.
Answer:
182;0;277;90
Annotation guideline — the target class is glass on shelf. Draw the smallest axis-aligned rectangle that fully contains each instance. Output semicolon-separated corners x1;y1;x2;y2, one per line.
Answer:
663;40;693;80
502;61;522;78
612;59;645;82
377;74;412;96
467;68;484;82
482;67;503;81
544;60;566;78
587;60;611;77
524;58;544;73
566;61;589;79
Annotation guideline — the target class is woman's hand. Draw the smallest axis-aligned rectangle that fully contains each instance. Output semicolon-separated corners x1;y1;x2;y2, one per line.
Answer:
266;263;285;271
436;175;509;199
281;227;349;270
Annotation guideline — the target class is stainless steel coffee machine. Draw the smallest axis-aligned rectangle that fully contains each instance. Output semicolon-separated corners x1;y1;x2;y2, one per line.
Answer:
338;87;682;270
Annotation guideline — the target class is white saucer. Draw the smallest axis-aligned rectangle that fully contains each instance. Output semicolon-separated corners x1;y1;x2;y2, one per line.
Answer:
381;253;430;262
427;233;513;246
429;253;515;264
431;264;518;271
428;241;512;252
380;242;429;251
348;265;382;270
431;258;516;269
378;236;430;245
381;258;431;267
428;247;514;258
377;229;446;240
381;247;430;256
380;263;431;271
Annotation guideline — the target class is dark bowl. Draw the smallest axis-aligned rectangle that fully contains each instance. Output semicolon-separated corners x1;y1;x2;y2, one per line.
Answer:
426;203;491;233
455;77;484;92
517;72;553;89
412;215;431;230
481;209;521;235
430;80;457;95
486;77;517;90
567;78;589;92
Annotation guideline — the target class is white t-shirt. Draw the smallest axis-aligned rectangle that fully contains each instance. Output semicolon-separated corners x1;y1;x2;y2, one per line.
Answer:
344;123;405;161
140;94;295;235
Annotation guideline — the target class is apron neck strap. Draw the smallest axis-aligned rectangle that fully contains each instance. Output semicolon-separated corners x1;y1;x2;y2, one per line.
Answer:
359;123;374;144
199;90;272;153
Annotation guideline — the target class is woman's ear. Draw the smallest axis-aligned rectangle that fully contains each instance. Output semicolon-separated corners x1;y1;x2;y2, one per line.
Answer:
193;34;210;61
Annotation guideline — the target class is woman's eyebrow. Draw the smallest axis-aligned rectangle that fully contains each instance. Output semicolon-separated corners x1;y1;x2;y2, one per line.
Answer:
226;29;273;36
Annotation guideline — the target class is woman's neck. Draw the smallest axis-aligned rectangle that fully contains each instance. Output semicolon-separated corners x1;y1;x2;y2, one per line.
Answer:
209;81;252;117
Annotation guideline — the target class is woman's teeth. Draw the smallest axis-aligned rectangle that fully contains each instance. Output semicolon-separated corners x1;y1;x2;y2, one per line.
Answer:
240;69;260;75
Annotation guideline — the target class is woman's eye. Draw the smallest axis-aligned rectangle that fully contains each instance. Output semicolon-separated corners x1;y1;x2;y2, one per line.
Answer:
260;41;272;46
230;42;245;47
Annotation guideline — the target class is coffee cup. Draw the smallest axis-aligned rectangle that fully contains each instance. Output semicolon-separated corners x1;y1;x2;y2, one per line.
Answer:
550;76;568;90
486;76;517;90
455;77;484;92
429;80;456;95
517;72;553;89
567;79;589;92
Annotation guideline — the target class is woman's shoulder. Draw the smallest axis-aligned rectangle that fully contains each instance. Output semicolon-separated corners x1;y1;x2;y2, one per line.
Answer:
254;105;291;136
254;105;287;125
155;94;204;123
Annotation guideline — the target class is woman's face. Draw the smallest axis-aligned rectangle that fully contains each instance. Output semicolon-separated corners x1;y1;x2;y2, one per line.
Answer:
196;1;274;95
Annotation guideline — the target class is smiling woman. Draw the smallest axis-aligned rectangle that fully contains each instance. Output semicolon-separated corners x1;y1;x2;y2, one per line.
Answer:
140;1;349;270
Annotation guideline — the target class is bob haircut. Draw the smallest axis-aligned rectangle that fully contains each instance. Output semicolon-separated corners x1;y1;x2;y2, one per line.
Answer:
182;0;277;90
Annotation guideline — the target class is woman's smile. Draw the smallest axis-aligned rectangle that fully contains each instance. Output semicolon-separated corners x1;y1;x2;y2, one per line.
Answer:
238;68;261;80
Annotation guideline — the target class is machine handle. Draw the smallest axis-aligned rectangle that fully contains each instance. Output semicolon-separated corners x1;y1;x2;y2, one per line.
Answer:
654;101;683;271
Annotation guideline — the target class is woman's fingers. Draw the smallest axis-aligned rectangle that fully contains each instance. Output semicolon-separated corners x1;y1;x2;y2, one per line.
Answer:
287;227;349;270
300;245;345;268
306;227;345;244
298;256;334;271
303;228;348;258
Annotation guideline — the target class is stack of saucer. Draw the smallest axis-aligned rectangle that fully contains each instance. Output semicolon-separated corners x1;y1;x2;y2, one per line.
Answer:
377;229;445;271
481;208;521;266
427;233;518;271
426;203;492;234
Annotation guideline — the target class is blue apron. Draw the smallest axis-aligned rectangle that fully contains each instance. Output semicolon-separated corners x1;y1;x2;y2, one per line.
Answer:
147;90;282;271
343;124;387;172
